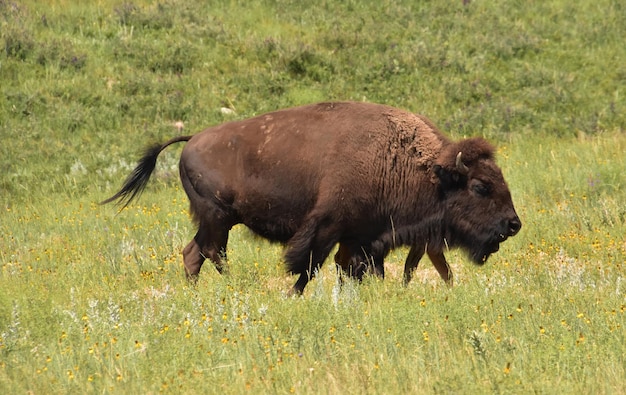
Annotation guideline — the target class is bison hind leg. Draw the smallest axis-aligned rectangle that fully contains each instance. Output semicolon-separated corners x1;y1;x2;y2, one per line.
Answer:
183;219;230;280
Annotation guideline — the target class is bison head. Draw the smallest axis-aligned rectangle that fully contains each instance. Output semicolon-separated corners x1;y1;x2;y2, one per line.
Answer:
433;137;521;264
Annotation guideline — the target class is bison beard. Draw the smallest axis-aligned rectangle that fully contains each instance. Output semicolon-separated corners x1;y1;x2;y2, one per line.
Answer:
103;101;521;295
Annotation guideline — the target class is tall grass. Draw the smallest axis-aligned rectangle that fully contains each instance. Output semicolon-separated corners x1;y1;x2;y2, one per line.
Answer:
1;0;625;393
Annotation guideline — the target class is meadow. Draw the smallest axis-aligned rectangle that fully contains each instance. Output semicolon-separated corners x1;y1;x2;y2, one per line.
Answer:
1;0;625;393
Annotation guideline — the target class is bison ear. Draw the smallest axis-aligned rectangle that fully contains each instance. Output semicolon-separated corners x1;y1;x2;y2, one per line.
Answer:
434;164;466;190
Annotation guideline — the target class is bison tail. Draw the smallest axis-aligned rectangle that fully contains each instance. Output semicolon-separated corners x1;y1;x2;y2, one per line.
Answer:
101;135;192;208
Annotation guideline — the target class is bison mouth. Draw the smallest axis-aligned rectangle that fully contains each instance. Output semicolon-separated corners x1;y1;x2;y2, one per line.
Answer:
468;233;509;265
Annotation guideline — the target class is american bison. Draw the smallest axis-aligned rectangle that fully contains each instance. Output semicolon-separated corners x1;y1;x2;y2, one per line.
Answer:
103;102;521;295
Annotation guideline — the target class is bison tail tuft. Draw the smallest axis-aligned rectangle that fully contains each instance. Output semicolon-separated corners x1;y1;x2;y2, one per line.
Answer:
101;135;192;208
100;144;163;208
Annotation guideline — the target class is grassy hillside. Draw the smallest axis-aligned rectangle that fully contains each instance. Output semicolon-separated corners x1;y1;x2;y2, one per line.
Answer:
1;0;625;393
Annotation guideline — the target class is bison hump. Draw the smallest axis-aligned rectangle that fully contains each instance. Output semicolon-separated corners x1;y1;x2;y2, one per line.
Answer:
383;110;446;167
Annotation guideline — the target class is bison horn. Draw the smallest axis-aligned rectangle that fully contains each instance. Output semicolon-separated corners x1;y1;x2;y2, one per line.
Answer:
456;152;469;174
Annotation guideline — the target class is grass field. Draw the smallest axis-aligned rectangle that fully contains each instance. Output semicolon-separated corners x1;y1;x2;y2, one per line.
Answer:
1;0;625;393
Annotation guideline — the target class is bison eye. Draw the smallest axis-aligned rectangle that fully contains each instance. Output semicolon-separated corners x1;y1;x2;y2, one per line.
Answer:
471;181;491;197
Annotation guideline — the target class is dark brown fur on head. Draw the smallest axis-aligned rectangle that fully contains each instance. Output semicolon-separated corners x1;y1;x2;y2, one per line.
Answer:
435;137;495;171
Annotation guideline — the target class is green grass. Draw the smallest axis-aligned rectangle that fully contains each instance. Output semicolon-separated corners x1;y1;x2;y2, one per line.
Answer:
1;0;625;393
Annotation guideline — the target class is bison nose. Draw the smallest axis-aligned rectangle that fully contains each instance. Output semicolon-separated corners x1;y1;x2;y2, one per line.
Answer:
508;217;522;236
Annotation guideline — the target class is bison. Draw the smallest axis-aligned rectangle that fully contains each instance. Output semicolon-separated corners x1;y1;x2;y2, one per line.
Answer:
103;102;521;295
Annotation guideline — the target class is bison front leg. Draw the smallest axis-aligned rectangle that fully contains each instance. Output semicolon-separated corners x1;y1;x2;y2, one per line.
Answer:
287;242;336;296
403;244;425;286
285;215;340;296
334;244;366;281
427;249;453;286
334;243;385;283
370;255;385;278
334;244;354;281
